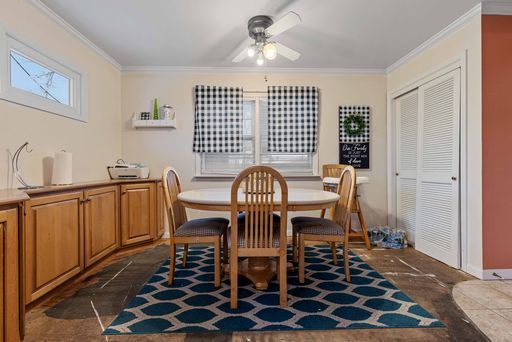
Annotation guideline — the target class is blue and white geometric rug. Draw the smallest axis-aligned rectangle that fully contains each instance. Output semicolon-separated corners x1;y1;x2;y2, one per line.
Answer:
104;246;443;335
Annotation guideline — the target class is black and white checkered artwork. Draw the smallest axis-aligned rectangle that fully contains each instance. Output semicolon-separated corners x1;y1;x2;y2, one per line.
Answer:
267;86;319;153
339;106;370;143
193;85;243;153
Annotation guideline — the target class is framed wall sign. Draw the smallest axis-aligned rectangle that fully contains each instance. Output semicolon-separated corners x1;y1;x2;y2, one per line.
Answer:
339;106;370;169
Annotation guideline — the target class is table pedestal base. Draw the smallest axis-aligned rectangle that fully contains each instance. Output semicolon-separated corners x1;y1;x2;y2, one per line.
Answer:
239;257;276;291
224;257;295;290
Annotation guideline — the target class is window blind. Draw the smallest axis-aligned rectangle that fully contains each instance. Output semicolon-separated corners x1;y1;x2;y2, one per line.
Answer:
267;86;319;153
193;85;243;153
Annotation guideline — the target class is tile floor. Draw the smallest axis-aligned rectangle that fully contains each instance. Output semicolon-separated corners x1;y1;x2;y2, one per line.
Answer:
24;242;489;341
453;280;512;342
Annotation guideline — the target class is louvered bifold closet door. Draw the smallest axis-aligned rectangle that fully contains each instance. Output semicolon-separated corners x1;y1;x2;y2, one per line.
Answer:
395;90;419;243
416;69;461;268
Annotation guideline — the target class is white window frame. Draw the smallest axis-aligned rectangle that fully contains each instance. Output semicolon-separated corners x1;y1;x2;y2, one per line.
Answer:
0;28;86;122
195;92;319;178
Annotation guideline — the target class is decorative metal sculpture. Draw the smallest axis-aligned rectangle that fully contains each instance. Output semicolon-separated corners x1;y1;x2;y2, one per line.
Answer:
10;142;42;189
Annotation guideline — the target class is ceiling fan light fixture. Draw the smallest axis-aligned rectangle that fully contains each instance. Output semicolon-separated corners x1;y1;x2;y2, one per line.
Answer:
263;42;277;60
247;45;256;57
256;52;265;66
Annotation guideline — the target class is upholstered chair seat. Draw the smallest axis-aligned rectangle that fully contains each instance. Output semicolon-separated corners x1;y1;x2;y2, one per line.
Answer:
174;218;229;237
228;213;281;247
293;217;344;236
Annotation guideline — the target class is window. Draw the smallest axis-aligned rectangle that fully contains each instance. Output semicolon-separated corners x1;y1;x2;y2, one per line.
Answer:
197;93;318;177
0;31;85;121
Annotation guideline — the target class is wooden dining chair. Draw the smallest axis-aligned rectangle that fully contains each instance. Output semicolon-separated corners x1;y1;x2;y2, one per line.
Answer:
290;164;350;265
320;163;371;250
229;166;288;309
320;164;349;218
162;167;229;288
292;165;356;283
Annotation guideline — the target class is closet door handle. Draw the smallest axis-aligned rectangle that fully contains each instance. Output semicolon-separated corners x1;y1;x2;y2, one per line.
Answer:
451;176;457;181
395;173;399;176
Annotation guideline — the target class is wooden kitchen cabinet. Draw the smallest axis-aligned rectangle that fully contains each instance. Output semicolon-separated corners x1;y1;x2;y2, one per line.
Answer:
25;192;84;303
84;186;119;267
0;206;20;341
120;183;155;246
156;181;165;239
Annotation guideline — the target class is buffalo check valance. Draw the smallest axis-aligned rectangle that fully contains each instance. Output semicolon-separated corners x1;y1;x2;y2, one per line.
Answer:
267;86;319;153
193;86;243;153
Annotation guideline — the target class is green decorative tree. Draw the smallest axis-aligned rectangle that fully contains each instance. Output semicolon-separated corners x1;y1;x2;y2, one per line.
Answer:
152;98;159;120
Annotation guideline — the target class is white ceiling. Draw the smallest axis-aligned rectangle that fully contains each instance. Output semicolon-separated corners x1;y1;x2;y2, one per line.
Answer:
40;0;483;70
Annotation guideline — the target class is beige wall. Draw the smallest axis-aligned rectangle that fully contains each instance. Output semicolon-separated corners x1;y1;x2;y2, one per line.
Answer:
122;72;388;227
0;0;122;188
387;15;482;275
0;1;483;276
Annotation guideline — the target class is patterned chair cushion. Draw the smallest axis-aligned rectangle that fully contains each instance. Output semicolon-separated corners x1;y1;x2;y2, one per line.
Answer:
292;217;344;236
229;213;281;248
228;226;281;248
237;213;280;226
174;218;228;237
291;216;321;226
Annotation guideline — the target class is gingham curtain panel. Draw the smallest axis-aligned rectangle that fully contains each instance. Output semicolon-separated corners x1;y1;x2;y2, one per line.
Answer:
193;85;243;153
267;86;319;153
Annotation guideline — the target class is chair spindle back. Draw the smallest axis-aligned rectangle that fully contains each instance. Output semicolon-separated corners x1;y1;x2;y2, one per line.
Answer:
231;166;288;250
331;165;356;230
162;167;188;237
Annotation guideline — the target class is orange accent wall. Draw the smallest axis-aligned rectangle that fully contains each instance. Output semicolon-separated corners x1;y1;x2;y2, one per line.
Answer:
482;15;512;269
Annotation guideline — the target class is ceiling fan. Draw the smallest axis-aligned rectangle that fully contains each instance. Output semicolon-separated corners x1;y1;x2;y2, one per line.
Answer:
232;12;302;66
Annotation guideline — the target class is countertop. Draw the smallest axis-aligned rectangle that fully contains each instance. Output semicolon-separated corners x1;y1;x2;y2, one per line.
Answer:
0;178;161;206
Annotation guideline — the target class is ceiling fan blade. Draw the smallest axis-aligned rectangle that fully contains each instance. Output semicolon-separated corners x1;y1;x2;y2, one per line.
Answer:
232;47;249;63
265;11;301;38
231;37;253;63
276;42;301;61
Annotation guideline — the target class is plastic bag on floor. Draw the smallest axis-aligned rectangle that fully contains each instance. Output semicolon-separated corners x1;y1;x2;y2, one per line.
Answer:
368;226;408;249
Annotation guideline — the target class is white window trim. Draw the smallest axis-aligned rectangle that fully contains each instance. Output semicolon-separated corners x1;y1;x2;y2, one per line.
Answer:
0;27;87;122
194;92;319;178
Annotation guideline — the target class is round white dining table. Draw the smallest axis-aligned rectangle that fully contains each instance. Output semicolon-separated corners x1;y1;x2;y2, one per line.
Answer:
177;187;340;212
177;187;339;290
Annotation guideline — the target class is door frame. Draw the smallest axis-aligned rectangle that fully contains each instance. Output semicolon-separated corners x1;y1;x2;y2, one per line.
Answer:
386;51;468;271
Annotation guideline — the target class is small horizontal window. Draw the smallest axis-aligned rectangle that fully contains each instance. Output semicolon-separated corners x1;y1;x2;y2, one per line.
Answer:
10;50;71;106
0;30;86;121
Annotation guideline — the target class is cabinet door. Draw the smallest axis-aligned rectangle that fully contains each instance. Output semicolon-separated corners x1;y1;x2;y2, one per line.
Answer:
0;207;20;341
25;192;84;303
156;181;165;239
120;183;155;246
84;186;119;267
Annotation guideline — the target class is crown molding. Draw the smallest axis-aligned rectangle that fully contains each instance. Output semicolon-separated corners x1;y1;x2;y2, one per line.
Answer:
28;0;122;70
482;1;512;15
121;65;386;75
386;3;482;74
27;0;487;76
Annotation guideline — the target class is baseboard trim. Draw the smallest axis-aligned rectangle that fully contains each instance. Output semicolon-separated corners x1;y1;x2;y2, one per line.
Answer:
466;264;484;279
482;268;512;280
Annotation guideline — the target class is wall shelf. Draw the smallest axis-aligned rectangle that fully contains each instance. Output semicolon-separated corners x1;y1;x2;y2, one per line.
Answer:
132;118;176;128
